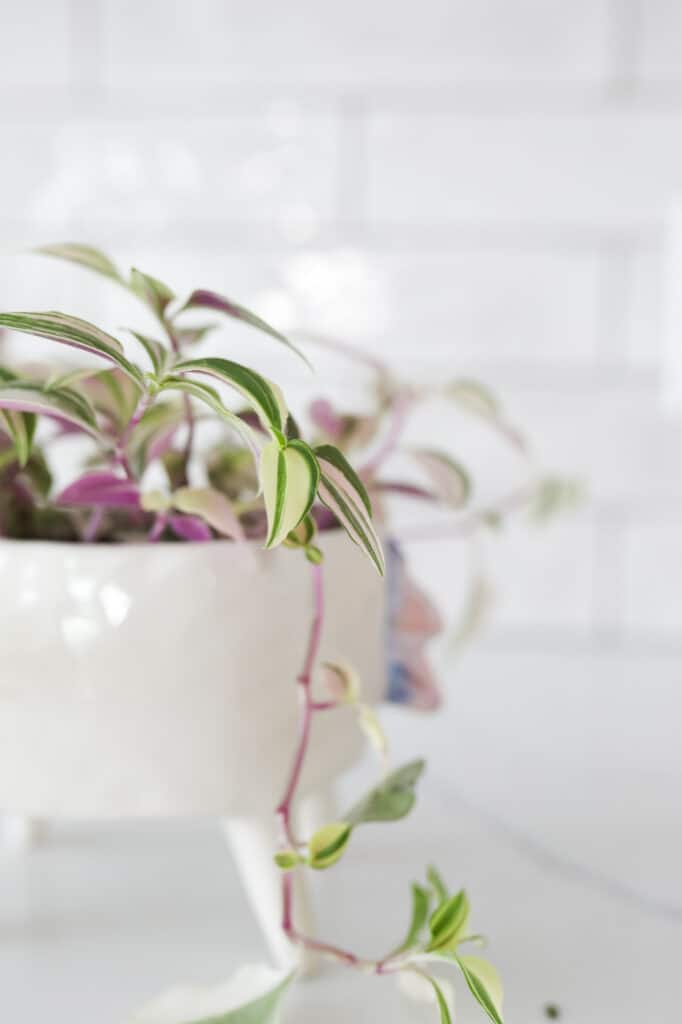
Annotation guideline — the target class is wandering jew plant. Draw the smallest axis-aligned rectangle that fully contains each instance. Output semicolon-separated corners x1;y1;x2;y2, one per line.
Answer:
0;245;575;1024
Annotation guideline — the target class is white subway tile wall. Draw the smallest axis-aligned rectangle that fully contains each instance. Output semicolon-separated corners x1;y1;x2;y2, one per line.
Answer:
1;0;681;650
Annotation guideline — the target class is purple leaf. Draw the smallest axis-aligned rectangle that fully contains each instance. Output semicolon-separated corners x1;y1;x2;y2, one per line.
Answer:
56;471;141;509
168;513;213;541
309;398;345;440
180;289;311;369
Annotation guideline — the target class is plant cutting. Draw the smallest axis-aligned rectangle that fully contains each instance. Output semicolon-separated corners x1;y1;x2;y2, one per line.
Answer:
0;244;574;1023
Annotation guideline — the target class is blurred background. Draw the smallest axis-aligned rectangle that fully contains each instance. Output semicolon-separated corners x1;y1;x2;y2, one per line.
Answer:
1;2;681;1022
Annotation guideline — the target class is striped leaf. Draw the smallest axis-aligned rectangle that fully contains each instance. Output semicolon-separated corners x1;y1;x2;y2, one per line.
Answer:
0;381;102;440
158;375;261;458
130;267;175;318
409;448;471;508
308;822;353;870
0;312;144;387
128;331;173;377
0;367;36;466
427;890;471;952
172;356;288;440
35;242;122;282
455;956;504;1024
260;439;320;549
179;288;312;369
0;409;36;466
315;443;384;575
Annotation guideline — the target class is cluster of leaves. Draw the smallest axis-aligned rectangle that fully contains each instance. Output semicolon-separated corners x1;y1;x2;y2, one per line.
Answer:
0;245;381;572
0;245;571;1024
265;655;504;1024
0;244;573;588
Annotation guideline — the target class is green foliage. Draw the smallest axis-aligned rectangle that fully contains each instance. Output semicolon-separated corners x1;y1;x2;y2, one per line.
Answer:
397;883;431;953
344;759;425;826
308;822;353;870
427;890;470;952
273;850;303;871
455;956;504;1024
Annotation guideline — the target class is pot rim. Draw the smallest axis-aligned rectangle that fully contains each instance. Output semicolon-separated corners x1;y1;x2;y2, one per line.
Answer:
0;526;346;554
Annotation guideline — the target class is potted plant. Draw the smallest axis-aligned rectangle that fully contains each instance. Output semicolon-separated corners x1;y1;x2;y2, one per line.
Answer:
0;244;573;1024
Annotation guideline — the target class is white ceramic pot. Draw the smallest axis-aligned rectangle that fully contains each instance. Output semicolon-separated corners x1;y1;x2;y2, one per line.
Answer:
0;530;386;965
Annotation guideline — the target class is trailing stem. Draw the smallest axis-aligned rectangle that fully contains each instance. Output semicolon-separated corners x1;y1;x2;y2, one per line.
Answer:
274;560;405;975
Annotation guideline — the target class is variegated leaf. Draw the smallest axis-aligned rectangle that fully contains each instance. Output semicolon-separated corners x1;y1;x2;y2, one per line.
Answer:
179;288;311;369
0;312;144;387
35;242;122;282
172;357;288;441
172;487;244;540
455;956;504;1024
0;381;101;440
128;331;173;377
260;439;319;548
129;267;175;318
159;376;261;458
315;443;384;575
127;965;295;1024
409;448;471;508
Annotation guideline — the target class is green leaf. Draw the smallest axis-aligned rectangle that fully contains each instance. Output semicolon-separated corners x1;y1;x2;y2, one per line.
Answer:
0;381;102;440
179;288;312;370
398;883;431;953
305;545;323;564
130;267;175;318
426;975;453;1024
260;440;319;549
173;357;288;439
129;968;295;1024
128;330;172;377
273;850;303;871
427;890;470;952
447;379;500;419
283;514;317;549
0;312;144;387
35;242;122;282
344;759;425;827
455;956;504;1024
0;368;36;466
159;376;261;457
427;865;449;904
529;476;582;523
308;822;352;870
315;443;384;576
409;448;471;508
315;443;372;513
0;409;36;466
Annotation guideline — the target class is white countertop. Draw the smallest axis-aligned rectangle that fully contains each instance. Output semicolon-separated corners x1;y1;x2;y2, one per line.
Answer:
1;648;680;1023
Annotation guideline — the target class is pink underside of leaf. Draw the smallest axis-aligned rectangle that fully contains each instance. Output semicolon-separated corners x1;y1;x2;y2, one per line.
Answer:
309;398;344;440
168;513;213;541
56;471;141;509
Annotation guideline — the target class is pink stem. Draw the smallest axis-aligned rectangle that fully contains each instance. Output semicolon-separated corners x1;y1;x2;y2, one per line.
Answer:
275;561;324;847
361;392;412;476
148;511;168;542
117;391;151;481
275;561;406;973
83;506;104;543
164;316;194;486
396;483;536;544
